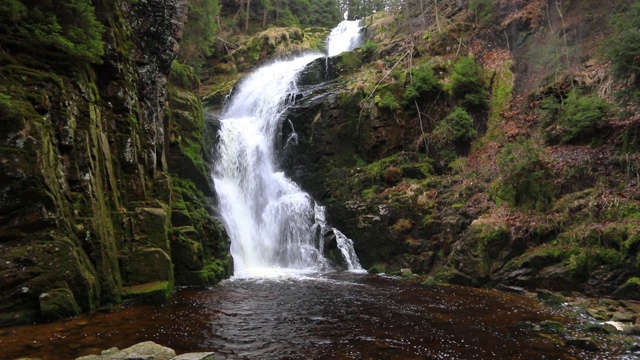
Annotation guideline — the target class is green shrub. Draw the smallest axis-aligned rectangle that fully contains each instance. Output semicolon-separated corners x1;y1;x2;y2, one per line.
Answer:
561;91;610;142
433;107;477;143
605;2;640;98
403;63;442;106
451;56;488;110
361;39;378;60
0;0;105;65
374;91;400;111
539;90;610;144
469;0;495;26
491;140;555;211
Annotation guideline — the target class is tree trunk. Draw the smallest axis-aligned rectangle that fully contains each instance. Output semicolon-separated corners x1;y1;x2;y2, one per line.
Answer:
263;5;268;27
246;0;251;31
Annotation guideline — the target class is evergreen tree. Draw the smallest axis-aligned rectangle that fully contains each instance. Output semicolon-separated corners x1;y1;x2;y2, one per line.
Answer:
606;2;640;96
178;0;221;68
0;0;105;65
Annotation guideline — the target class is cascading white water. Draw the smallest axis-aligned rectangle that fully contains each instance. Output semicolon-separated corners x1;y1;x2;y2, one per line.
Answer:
327;20;364;57
214;21;364;276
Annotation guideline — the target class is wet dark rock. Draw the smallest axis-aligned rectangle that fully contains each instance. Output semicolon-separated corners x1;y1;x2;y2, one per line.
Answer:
171;353;216;360
565;337;600;352
400;268;413;277
579;323;619;335
586;308;609;321
447;269;479;287
613;280;640;301
623;325;640;336
536;289;567;307
496;284;526;293
611;311;636;323
537;320;565;333
537;265;585;293
297;56;339;85
39;288;82;322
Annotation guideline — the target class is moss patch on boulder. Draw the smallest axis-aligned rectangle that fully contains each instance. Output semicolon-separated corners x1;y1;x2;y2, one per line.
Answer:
122;281;173;304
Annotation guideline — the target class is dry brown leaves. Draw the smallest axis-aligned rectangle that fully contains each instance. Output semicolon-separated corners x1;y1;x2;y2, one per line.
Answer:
499;0;546;30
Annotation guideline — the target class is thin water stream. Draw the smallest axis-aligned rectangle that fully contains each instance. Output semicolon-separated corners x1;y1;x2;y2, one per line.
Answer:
0;272;624;359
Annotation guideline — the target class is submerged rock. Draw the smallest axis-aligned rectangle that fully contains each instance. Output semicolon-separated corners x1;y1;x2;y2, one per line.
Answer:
565;337;600;352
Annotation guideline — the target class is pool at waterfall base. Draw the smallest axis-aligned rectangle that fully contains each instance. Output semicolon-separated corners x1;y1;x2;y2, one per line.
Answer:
0;271;629;359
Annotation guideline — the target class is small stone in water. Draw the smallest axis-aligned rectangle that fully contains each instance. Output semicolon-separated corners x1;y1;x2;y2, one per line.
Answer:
566;337;600;352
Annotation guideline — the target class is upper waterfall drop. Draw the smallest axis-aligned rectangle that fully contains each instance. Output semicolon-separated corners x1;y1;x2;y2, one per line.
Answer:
213;21;365;277
327;20;364;57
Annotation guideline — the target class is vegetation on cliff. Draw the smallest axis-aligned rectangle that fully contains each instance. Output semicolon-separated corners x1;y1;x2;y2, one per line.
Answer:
199;0;640;300
0;0;232;326
0;0;105;65
2;0;640;328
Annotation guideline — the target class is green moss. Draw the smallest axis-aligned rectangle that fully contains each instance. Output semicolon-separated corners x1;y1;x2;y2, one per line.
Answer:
368;263;387;274
432;267;456;283
485;60;513;142
362;152;430;183
39;288;82;322
360;39;378;60
202;78;238;107
201;259;231;283
337;51;362;73
625;277;640;286
170;60;200;90
303;27;331;51
122;281;173;304
361;187;380;199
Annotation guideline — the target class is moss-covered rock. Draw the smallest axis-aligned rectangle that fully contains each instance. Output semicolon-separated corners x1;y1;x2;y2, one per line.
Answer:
450;217;511;284
133;206;170;252
0;0;233;324
38;288;82;322
122;281;173;304
121;248;173;286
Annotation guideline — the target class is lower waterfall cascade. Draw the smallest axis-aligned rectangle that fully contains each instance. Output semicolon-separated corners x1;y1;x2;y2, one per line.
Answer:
213;20;364;276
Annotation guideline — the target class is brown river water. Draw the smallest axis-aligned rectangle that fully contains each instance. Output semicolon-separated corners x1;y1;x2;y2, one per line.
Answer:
0;272;629;359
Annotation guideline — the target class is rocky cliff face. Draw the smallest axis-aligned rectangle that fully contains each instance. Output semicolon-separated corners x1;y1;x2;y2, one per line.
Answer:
269;1;640;298
0;0;231;326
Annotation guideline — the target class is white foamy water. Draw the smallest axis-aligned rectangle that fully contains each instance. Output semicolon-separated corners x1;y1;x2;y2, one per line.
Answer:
214;21;364;275
327;20;364;56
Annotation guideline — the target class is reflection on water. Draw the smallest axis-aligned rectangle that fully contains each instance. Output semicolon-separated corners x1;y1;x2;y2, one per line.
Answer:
0;272;623;359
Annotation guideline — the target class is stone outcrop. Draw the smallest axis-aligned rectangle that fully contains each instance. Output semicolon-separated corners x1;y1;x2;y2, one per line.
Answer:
259;2;640;299
75;341;217;360
0;0;231;326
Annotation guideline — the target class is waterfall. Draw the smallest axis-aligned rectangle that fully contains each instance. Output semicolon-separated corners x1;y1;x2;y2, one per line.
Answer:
214;21;364;276
327;20;364;57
